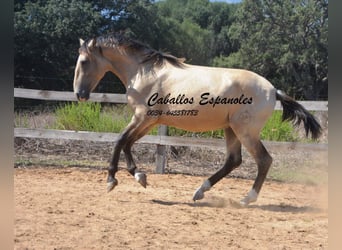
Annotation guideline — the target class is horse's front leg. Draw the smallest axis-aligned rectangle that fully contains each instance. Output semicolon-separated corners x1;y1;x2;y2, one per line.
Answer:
107;131;129;192
107;116;155;192
123;124;156;188
123;143;147;188
107;117;140;192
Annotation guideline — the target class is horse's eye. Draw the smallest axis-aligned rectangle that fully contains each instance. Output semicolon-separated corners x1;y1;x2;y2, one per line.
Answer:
80;60;89;66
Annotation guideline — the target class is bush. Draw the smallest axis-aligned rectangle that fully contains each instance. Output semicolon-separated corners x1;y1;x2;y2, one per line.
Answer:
260;111;299;141
166;111;298;142
54;102;128;133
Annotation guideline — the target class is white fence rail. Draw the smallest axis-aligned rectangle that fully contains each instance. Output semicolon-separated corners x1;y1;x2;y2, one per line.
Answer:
14;88;127;103
14;88;328;173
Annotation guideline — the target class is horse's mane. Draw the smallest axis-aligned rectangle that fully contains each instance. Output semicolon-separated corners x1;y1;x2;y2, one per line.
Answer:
93;33;186;68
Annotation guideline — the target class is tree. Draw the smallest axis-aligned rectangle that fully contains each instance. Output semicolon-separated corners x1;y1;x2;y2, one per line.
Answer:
14;0;103;91
14;0;166;93
154;0;238;65
217;0;328;100
207;2;239;57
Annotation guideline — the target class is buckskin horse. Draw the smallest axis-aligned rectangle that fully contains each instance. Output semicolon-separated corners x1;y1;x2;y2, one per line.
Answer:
73;34;321;206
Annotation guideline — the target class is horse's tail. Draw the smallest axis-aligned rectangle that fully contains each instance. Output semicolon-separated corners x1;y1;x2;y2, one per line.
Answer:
276;89;322;140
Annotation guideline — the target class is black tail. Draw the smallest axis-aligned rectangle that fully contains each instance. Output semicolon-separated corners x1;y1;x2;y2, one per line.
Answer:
276;90;322;140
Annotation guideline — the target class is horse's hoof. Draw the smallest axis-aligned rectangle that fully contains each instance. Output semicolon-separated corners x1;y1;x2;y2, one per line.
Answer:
135;172;147;188
192;187;204;202
239;189;258;206
239;198;249;207
107;178;118;192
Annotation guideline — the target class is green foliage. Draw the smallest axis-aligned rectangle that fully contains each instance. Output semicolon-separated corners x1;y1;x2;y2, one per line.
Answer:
14;0;327;101
14;112;30;128
167;111;298;142
53;102;129;133
154;0;238;65
260;111;298;142
14;0;103;90
223;0;328;100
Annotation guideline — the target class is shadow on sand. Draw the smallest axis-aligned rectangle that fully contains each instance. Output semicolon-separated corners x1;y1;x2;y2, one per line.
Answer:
151;198;322;213
151;199;227;208
248;203;323;213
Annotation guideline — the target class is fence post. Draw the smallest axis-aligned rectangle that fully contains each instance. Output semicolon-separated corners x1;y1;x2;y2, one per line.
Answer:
156;125;168;174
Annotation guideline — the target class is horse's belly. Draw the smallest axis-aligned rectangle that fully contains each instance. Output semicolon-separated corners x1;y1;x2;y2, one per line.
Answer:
159;109;229;132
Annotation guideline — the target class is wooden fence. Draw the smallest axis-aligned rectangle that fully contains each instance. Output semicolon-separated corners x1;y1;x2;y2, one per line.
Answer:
14;88;328;173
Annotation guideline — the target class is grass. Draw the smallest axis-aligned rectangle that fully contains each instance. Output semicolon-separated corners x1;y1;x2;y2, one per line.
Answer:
260;111;299;141
14;112;30;128
166;111;299;141
53;102;130;133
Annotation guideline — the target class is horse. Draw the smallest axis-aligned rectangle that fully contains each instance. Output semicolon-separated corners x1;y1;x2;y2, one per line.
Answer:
73;33;321;206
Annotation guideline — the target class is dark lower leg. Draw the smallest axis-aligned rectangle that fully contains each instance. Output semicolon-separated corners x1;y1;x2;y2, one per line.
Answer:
107;141;125;192
106;117;155;192
240;141;272;205
193;153;241;201
252;145;273;194
208;127;242;186
208;153;242;186
123;145;136;176
123;123;155;176
122;125;155;187
107;122;137;191
123;145;146;188
193;127;242;201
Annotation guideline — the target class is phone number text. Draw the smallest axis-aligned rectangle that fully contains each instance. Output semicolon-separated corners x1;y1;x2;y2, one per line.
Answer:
146;109;199;116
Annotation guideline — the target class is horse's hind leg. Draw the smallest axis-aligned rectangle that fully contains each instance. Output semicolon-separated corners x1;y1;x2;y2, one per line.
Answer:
193;127;242;201
233;132;273;206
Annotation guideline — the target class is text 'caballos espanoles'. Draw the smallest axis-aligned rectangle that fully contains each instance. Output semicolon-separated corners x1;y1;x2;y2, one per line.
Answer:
147;92;253;108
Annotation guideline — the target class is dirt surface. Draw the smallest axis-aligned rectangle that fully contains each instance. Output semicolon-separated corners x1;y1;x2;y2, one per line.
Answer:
15;166;328;250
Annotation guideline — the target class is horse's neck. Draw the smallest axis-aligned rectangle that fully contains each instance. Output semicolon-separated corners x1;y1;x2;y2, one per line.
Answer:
104;48;141;87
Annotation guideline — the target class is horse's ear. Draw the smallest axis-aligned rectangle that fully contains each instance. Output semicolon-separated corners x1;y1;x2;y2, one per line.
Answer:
79;38;85;46
87;38;96;48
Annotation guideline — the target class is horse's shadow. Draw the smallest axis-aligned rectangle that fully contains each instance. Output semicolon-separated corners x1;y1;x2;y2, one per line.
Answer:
150;199;322;213
247;204;322;213
151;199;226;208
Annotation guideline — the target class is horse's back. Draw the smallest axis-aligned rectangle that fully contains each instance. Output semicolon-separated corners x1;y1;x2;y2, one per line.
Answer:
190;65;277;130
173;64;274;91
152;64;277;133
172;64;277;109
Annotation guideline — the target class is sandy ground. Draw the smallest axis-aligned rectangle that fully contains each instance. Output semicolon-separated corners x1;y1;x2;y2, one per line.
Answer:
14;166;328;250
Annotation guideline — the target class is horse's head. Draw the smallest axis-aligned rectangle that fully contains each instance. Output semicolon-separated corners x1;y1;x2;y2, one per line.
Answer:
73;38;110;101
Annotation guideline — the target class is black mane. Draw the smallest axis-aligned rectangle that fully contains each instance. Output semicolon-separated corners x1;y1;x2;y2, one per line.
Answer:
94;33;185;68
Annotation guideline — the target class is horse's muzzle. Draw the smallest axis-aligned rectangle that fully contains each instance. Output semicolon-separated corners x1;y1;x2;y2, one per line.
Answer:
76;90;90;102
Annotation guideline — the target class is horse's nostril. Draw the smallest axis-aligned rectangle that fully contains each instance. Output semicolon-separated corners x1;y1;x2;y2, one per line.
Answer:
76;90;89;101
